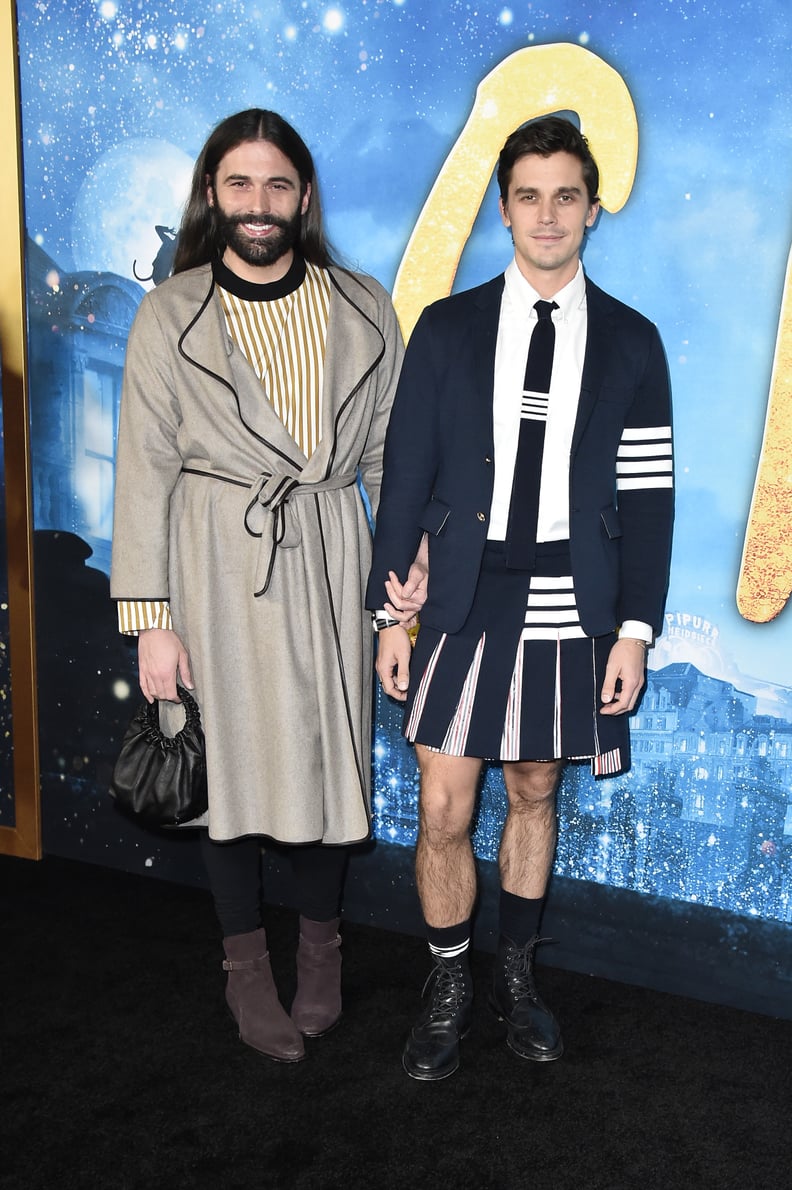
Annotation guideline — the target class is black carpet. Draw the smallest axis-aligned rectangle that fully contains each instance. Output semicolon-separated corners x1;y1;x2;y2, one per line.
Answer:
2;854;789;1190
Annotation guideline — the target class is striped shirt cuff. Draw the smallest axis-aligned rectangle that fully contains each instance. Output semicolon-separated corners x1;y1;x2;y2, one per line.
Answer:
117;600;173;635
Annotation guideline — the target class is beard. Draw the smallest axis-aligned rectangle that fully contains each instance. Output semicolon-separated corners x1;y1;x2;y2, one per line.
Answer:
215;207;302;268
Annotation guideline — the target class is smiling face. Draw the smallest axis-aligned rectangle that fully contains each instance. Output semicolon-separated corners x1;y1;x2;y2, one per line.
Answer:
499;151;599;296
207;139;311;282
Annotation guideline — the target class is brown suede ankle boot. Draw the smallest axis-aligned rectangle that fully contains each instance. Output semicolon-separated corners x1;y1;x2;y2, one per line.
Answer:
290;916;342;1037
223;928;305;1062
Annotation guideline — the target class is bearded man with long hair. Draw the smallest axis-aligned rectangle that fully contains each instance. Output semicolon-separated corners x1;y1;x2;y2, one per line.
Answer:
112;109;409;1063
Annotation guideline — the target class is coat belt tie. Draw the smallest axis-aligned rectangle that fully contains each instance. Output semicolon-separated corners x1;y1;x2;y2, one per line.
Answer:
242;468;358;597
181;465;358;596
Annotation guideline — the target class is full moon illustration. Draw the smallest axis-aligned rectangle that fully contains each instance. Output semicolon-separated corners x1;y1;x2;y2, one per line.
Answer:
71;138;194;285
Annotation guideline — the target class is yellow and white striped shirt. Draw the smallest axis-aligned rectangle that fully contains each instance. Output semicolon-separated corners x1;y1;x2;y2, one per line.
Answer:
218;260;330;460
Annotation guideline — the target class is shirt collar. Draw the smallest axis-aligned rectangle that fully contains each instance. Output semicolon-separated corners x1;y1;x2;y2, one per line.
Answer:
503;258;586;320
212;251;307;302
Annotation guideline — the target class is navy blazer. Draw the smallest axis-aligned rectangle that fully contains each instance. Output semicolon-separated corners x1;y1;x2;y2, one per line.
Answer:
367;272;673;638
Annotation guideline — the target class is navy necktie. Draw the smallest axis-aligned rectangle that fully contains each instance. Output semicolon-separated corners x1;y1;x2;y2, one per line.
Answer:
505;299;559;570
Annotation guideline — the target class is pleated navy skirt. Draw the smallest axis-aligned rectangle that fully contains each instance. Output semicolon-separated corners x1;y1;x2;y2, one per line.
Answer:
404;541;629;775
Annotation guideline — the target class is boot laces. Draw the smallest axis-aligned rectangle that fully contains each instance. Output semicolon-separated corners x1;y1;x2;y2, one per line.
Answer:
423;958;469;1020
504;936;543;1000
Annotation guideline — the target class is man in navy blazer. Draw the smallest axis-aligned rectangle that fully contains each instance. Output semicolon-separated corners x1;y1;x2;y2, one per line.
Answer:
367;117;673;1081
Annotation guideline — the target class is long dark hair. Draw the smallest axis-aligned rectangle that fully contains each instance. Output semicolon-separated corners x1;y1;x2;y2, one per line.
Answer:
173;109;337;274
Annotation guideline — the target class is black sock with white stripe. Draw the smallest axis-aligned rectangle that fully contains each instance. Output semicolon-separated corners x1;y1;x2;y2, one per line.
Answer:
426;919;471;963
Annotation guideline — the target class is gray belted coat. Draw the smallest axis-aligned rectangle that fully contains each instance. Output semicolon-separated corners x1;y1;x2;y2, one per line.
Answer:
111;263;403;843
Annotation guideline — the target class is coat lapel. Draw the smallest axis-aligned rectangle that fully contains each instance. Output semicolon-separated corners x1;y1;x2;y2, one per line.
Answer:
175;266;235;385
179;266;390;481
176;265;307;471
306;269;388;480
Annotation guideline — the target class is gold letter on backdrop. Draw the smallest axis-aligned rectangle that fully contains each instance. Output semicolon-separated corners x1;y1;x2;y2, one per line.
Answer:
737;244;792;622
392;43;639;339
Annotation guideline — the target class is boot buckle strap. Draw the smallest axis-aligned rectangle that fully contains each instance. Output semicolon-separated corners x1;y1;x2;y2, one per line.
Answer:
298;933;342;951
222;954;269;972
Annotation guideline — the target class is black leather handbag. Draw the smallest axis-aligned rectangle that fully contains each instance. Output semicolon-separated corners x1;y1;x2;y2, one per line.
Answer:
110;686;208;826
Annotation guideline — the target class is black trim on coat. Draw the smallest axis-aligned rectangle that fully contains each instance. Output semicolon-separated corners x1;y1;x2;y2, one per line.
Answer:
176;276;305;471
314;492;371;819
322;270;387;482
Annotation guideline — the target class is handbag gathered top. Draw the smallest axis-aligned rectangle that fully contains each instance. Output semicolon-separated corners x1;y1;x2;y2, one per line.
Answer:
139;685;202;742
110;686;209;827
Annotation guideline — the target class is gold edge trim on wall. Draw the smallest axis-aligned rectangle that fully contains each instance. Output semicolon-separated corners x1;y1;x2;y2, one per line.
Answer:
0;0;42;859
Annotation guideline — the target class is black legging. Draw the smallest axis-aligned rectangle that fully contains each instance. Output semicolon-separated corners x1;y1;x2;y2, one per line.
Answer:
199;832;350;937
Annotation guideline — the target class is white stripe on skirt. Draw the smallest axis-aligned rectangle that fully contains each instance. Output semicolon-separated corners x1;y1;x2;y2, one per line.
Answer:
405;633;447;740
440;633;487;756
500;639;524;759
406;573;624;773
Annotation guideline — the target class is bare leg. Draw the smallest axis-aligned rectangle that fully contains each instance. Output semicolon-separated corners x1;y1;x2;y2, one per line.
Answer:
414;745;483;928
499;759;564;899
404;745;482;1081
491;759;564;1063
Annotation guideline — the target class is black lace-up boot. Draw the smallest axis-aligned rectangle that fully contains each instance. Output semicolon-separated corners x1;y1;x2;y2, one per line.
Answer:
402;953;474;1081
489;935;563;1061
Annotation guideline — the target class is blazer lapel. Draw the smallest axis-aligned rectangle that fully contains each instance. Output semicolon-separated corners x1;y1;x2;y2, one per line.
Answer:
572;277;612;456
472;276;505;439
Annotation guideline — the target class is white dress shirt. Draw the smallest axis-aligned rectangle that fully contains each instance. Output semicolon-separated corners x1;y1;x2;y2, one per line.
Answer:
490;259;587;542
489;259;651;643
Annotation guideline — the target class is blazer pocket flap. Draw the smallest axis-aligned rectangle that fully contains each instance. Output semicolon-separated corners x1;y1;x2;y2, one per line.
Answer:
419;498;451;536
600;505;622;539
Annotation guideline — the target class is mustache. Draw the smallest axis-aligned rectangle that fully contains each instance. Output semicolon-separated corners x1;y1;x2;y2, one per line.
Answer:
224;213;294;231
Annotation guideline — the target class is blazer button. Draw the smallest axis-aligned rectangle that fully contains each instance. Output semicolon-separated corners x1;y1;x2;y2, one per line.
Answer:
484;456;492;464
477;512;486;522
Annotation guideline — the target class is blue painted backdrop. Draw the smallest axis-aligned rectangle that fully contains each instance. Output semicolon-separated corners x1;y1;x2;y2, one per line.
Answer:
12;0;792;1001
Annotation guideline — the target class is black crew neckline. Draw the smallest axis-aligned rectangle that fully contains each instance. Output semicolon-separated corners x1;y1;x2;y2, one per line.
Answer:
211;252;307;301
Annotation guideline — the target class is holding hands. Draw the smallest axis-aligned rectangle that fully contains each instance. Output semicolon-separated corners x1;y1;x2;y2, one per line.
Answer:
376;534;429;700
